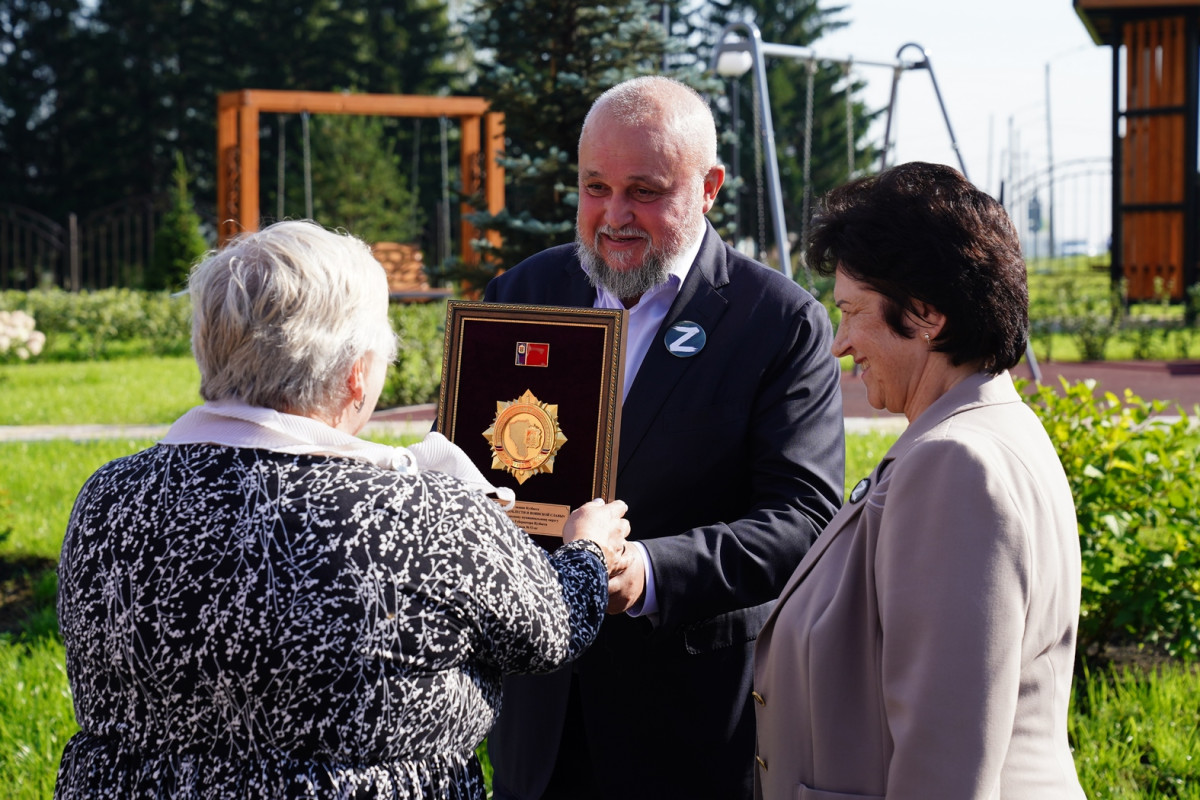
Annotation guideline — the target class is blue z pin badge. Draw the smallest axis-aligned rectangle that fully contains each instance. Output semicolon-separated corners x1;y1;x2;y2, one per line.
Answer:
664;321;706;358
849;477;871;503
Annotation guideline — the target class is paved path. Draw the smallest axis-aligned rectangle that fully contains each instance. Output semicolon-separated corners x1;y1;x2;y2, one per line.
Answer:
0;402;905;443
2;360;1195;443
838;359;1200;422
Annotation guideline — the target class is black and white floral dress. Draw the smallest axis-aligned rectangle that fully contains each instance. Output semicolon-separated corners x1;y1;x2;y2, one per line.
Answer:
54;444;607;799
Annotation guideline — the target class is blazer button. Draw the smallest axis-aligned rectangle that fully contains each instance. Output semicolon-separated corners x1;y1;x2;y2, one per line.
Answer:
752;691;765;706
756;755;768;771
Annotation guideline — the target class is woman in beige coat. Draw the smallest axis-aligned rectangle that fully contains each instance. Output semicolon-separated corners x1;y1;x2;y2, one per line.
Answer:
753;162;1086;799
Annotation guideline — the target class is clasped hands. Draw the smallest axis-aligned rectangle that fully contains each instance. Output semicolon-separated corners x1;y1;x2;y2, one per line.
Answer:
562;499;647;615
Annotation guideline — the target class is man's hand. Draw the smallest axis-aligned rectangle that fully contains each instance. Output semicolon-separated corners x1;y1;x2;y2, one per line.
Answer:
606;544;646;614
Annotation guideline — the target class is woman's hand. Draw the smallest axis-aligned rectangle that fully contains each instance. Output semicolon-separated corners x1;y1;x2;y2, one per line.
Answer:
563;499;630;577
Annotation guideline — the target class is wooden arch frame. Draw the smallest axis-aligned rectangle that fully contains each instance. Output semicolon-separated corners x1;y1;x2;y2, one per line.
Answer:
216;90;504;264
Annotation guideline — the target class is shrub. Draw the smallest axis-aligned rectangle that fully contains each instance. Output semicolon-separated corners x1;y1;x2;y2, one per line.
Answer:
0;290;449;402
0;310;46;362
0;289;192;360
1062;283;1123;361
1023;378;1200;660
380;301;447;408
1120;277;1184;361
147;153;210;291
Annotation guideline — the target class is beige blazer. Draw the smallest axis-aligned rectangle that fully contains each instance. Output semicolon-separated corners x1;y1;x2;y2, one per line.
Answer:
753;371;1086;799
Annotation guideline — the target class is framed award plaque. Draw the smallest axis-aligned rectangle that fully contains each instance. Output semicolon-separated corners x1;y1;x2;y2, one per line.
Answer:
437;301;626;541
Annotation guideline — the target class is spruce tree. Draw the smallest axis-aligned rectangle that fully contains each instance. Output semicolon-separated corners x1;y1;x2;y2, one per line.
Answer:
148;153;209;291
4;0;460;233
271;113;422;246
455;0;702;290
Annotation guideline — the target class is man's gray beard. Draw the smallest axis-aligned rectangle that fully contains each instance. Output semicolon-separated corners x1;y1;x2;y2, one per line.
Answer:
575;232;672;301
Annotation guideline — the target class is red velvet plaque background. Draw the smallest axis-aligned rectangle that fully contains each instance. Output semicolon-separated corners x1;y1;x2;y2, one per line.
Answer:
437;302;626;539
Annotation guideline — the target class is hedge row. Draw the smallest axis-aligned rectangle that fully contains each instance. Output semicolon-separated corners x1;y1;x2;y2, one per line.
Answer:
0;289;446;408
4;289;1199;659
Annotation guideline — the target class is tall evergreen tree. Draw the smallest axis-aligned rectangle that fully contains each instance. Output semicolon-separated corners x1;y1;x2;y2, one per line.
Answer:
1;0;460;237
148;152;209;291
0;0;88;216
456;0;709;289
454;0;875;288
274;113;423;245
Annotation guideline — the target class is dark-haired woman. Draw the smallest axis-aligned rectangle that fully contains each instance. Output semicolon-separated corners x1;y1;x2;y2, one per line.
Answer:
753;163;1085;799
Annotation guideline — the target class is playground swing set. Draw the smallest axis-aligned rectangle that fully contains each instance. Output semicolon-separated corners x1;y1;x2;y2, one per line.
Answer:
710;20;966;286
215;3;1197;317
704;21;1051;378
215;90;504;300
717;5;1200;316
213;27;960;298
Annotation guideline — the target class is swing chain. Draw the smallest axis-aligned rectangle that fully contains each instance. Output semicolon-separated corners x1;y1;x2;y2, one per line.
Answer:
843;61;855;179
302;111;313;220
751;79;767;264
277;116;287;220
798;59;817;288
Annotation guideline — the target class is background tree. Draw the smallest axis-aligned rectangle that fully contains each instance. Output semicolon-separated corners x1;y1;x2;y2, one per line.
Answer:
0;0;89;218
250;0;460;253
452;0;711;290
0;0;459;244
453;0;874;290
148;153;209;291
1;0;879;290
274;113;422;244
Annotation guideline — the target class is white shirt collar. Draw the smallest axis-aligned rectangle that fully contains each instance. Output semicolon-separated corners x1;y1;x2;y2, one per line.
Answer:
161;399;515;508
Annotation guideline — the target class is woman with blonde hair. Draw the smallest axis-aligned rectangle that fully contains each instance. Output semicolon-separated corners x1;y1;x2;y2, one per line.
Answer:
55;220;628;799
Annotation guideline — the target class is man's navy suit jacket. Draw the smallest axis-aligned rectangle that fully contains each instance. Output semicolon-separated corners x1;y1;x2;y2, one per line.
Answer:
484;223;845;800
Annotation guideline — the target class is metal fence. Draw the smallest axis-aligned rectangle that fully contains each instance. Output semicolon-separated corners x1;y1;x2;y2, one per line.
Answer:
0;196;182;291
1003;157;1113;263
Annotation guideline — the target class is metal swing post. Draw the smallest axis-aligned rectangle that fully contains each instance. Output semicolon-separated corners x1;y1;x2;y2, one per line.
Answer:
711;24;1042;381
711;21;793;280
301;110;313;220
711;21;929;281
879;43;1041;382
879;43;968;178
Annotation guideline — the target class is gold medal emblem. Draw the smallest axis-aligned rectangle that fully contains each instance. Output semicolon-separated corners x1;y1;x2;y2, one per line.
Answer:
483;389;567;484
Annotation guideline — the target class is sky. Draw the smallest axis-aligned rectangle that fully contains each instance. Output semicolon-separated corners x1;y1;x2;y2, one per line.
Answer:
805;0;1113;202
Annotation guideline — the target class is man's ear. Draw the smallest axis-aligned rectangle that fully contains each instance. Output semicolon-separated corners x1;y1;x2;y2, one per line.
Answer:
701;165;726;214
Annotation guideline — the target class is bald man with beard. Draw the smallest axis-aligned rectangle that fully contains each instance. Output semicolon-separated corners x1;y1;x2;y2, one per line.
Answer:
484;76;846;800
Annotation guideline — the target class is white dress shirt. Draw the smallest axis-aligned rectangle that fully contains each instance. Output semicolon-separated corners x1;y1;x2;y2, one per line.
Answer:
581;226;705;619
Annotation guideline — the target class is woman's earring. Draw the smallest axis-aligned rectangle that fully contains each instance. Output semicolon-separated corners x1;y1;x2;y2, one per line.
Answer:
353;395;366;413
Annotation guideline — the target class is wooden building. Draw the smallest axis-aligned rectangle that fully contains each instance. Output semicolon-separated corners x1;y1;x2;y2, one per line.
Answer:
1075;0;1200;302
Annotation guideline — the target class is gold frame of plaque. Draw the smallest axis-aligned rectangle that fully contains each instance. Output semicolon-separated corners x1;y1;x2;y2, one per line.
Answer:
437;301;626;541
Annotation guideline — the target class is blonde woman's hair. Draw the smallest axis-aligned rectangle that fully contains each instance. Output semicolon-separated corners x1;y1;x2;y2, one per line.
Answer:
188;220;398;417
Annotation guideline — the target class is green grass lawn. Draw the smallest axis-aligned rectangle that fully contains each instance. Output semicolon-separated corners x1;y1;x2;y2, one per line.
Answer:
1;439;148;560
0;356;201;426
5;432;1198;798
2;355;1198;798
1;634;74;800
1071;662;1200;798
